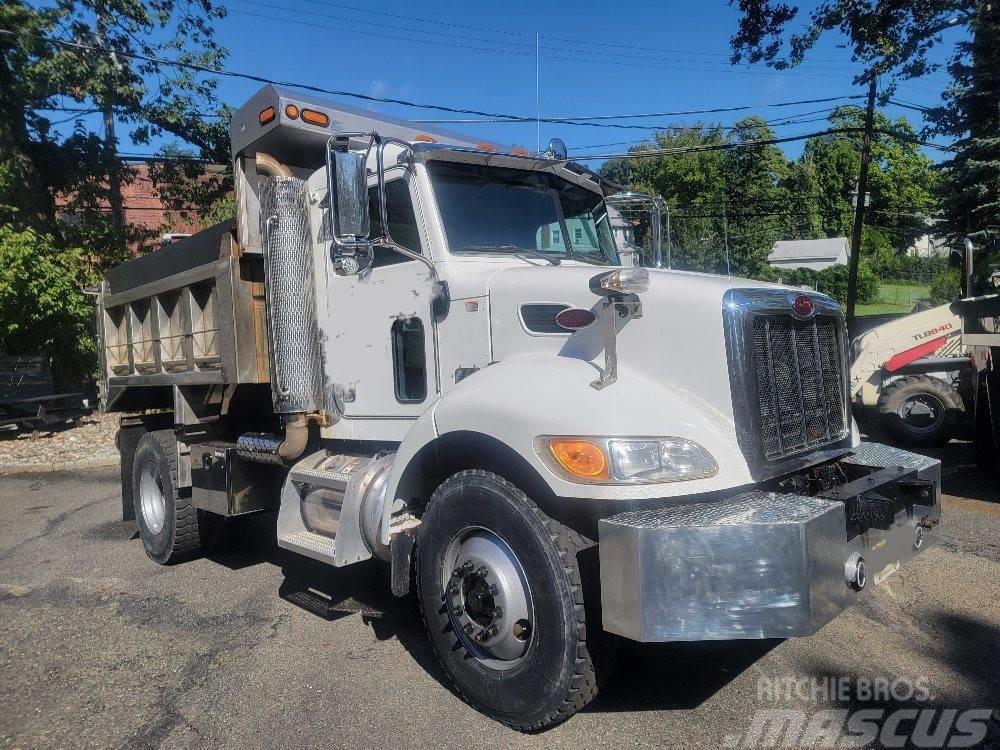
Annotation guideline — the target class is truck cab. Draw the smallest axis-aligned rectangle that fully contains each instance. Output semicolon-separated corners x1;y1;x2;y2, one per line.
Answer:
98;84;942;730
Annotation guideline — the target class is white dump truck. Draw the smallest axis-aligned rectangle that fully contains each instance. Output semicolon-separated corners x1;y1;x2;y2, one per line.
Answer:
98;85;942;730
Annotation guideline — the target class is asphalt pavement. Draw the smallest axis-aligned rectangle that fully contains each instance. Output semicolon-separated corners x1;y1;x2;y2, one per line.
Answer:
1;442;998;749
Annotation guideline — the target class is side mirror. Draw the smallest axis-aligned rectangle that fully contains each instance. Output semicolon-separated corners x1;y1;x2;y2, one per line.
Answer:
327;141;370;242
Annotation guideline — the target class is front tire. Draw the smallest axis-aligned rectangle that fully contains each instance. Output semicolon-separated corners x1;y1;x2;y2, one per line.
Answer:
416;470;608;731
131;430;220;564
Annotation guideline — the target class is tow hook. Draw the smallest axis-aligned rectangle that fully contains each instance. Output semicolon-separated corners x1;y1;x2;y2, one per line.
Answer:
845;552;867;591
918;514;939;530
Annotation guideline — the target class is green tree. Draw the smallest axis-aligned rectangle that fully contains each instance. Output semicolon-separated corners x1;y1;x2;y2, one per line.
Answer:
798;107;938;252
0;226;96;388
600;121;793;275
719;116;790;276
729;0;994;254
927;4;1000;246
1;0;230;265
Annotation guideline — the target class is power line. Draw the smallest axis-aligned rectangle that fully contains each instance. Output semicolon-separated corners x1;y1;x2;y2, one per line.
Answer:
5;31;877;134
0;29;541;120
225;3;858;79
567;126;954;161
414;95;863;125
232;0;868;70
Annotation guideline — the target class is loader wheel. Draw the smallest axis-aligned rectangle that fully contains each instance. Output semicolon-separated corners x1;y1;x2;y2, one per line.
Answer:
131;430;220;564
416;470;611;731
876;375;964;448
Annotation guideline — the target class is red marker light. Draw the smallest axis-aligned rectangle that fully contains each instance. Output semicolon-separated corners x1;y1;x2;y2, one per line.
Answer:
792;294;814;318
555;308;598;330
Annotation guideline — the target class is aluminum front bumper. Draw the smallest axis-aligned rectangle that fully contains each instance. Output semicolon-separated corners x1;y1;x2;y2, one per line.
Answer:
598;443;941;642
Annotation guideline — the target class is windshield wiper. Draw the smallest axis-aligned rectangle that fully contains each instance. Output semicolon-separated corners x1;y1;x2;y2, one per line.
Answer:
454;245;561;266
565;252;608;266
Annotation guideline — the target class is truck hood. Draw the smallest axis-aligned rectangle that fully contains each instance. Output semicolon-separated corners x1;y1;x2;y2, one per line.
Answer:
483;266;821;493
489;264;770;408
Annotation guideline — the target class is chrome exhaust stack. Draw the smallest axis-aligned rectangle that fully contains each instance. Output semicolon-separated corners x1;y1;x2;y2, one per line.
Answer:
239;173;324;466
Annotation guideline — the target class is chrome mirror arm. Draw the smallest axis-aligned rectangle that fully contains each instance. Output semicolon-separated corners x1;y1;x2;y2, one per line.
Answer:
374;136;437;277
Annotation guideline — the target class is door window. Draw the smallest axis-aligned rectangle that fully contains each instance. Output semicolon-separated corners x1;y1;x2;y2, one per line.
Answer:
367;180;424;268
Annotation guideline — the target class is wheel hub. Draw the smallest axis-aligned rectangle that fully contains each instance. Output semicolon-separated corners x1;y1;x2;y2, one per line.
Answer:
443;528;533;665
138;461;166;535
899;394;942;431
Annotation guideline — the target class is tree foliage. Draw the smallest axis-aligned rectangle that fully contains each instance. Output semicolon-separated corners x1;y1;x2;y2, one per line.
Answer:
729;0;998;253
0;0;230;264
599;109;935;280
0;226;96;388
926;4;1000;245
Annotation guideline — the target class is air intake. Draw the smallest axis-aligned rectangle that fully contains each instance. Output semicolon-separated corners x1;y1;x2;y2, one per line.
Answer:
259;176;324;413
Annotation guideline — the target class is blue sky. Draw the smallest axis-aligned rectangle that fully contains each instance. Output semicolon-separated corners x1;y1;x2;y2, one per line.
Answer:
44;0;965;165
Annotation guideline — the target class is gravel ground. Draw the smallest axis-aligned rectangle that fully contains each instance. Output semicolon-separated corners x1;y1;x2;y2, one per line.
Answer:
0;442;998;749
0;412;120;474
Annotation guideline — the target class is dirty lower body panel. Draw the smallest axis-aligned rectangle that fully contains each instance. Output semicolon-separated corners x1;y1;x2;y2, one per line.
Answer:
598;442;941;642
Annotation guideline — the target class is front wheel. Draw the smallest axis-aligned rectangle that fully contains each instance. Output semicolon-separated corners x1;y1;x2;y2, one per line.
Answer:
416;470;609;731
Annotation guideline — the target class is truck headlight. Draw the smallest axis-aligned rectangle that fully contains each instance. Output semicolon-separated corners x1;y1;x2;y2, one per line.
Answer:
608;438;717;482
536;436;717;484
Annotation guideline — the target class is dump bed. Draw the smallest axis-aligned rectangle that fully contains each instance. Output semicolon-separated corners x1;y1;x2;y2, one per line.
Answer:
98;221;269;411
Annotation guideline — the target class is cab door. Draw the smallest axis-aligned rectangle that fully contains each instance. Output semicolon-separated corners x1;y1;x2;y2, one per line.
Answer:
323;174;437;419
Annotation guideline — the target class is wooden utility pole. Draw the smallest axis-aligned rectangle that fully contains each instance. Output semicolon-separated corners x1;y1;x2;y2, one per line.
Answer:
95;5;125;234
846;76;877;330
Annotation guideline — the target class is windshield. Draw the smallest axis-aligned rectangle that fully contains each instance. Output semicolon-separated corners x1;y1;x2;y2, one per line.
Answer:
427;161;619;265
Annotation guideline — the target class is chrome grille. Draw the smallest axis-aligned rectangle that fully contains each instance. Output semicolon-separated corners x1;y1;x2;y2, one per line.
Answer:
751;314;845;460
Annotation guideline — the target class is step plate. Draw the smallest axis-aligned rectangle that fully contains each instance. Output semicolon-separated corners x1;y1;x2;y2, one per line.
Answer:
278;530;337;565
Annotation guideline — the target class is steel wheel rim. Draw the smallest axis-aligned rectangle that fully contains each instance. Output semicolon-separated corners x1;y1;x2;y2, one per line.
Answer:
898;393;944;433
441;526;534;669
138;461;166;535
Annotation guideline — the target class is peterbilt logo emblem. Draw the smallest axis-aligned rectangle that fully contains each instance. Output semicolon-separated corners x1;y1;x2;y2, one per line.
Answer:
791;294;815;318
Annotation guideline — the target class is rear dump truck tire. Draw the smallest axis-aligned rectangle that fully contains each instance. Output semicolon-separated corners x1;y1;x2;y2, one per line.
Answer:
876;374;964;448
131;429;220;564
416;469;611;731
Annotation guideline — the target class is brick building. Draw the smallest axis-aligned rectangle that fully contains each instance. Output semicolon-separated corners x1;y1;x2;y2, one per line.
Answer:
55;163;227;251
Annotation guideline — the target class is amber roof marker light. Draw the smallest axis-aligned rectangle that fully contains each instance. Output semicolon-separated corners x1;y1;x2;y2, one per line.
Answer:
258;106;276;126
284;103;299;119
301;109;330;127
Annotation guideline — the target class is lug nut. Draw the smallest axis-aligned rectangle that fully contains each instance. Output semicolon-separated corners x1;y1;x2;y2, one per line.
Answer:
452;561;474;579
447;582;460;596
489;584;500;596
451;605;464;617
512;620;531;641
491;606;503;619
476;566;489;578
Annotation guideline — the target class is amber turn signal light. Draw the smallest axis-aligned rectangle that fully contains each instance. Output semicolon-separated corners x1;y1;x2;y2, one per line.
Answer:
258;106;276;125
300;108;330;127
284;104;299;119
548;439;609;480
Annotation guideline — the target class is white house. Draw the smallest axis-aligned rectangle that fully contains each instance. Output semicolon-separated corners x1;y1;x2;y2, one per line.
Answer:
768;238;849;271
